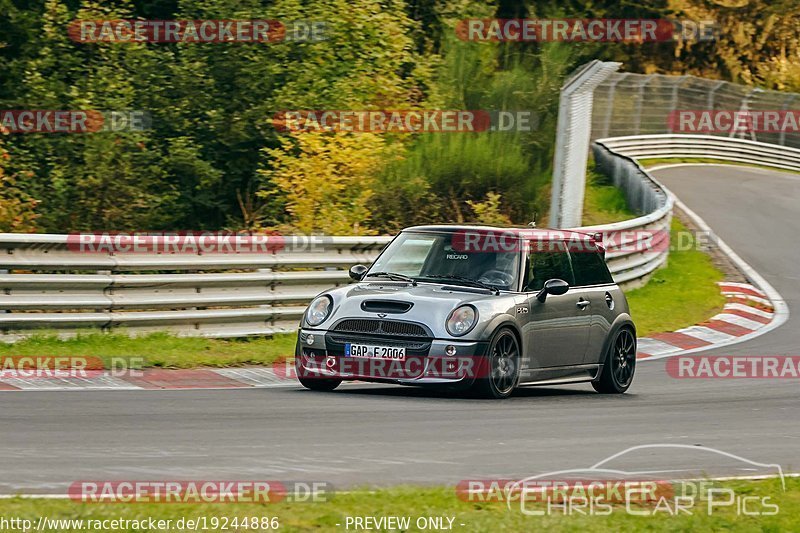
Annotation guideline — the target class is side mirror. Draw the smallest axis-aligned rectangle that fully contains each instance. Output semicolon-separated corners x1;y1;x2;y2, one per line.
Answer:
349;264;368;281
536;278;569;302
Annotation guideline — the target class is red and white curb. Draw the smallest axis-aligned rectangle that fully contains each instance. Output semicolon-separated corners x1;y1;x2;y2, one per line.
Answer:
636;282;779;360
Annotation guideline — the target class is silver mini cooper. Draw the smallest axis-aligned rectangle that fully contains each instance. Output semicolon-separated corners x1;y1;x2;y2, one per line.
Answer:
295;225;636;399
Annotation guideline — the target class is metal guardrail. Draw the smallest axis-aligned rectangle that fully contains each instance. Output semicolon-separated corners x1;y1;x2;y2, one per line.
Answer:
0;201;671;339
0;237;390;340
589;140;673;286
596;134;800;172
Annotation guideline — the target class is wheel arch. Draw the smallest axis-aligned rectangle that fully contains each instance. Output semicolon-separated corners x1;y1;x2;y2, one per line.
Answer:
483;316;523;355
599;314;637;364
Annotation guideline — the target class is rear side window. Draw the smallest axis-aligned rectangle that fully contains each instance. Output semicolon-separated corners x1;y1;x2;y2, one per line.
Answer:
522;242;575;291
570;248;614;286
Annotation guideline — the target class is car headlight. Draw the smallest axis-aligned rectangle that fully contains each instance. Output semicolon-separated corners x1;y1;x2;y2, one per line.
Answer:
306;295;333;327
446;305;478;336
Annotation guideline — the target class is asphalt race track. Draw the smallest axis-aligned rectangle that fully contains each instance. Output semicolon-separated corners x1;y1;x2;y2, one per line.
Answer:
1;164;798;494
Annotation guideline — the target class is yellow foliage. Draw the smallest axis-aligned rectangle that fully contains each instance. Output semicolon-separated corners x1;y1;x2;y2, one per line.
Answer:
260;132;397;235
669;0;800;90
0;139;39;232
466;192;512;226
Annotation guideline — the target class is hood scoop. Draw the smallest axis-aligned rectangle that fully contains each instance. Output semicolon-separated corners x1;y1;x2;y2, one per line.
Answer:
360;300;413;314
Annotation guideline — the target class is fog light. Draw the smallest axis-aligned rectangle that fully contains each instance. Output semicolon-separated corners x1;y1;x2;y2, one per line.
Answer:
445;345;457;356
306;334;315;346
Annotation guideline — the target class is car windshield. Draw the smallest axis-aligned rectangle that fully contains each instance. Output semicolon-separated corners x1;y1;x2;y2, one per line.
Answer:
367;231;520;291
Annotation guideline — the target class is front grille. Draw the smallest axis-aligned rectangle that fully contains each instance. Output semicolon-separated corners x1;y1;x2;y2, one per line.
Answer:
333;319;429;337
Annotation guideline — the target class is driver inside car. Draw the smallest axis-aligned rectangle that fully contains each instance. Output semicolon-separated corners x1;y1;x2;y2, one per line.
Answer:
476;253;518;289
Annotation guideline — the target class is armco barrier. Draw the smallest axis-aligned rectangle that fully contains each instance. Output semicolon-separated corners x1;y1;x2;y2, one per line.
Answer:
0;236;389;340
1;137;684;340
597;134;800;173
589;140;673;286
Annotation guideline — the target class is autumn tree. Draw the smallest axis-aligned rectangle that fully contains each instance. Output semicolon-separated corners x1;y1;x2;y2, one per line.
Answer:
260;132;397;234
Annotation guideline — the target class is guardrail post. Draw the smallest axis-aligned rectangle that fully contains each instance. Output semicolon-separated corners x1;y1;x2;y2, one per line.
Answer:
779;94;797;146
550;61;620;229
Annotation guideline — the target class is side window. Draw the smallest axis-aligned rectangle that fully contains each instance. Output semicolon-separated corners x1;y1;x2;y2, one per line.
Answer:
570;248;614;286
522;242;574;292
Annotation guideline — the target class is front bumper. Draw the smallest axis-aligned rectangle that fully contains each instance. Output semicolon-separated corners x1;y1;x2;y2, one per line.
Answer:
295;328;488;385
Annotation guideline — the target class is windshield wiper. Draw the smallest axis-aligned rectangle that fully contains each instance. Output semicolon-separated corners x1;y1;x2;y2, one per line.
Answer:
416;275;500;294
364;271;417;285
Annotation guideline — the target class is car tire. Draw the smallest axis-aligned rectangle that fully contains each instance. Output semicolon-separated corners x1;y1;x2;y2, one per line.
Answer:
295;356;342;391
469;328;520;399
592;327;636;394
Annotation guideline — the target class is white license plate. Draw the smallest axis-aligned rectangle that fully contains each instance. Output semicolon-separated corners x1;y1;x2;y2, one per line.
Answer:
345;343;406;361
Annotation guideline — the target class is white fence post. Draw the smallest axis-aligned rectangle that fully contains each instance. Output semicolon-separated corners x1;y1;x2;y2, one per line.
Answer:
549;60;620;229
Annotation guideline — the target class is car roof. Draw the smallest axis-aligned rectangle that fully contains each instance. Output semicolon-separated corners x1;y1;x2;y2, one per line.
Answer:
403;224;596;242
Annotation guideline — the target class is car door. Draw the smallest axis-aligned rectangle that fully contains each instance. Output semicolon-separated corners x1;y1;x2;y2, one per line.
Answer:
519;242;591;370
568;246;618;364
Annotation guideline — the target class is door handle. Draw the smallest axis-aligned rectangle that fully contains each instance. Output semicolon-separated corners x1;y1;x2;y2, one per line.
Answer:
576;298;590;310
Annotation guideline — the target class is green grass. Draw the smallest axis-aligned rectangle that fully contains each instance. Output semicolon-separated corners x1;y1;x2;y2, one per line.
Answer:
582;170;636;226
626;218;727;337
0;331;296;369
0;478;796;532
